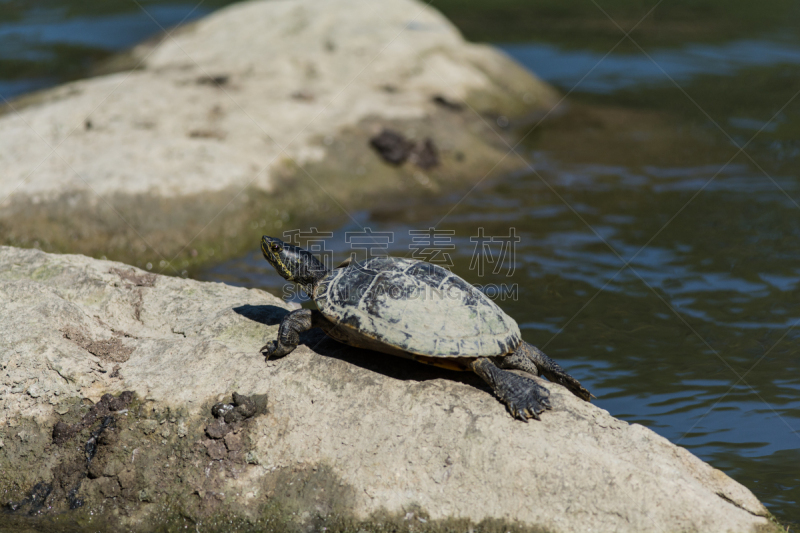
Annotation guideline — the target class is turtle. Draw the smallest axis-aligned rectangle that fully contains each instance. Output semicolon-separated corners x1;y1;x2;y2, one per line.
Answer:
259;235;591;420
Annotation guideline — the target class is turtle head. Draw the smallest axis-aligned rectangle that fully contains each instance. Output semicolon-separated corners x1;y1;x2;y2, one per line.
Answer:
261;236;328;292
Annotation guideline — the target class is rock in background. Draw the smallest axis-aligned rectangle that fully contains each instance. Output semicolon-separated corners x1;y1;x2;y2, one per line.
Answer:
0;246;778;532
0;0;558;271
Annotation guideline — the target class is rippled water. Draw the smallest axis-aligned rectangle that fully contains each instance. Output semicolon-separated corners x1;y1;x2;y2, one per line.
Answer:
0;0;224;100
2;0;799;528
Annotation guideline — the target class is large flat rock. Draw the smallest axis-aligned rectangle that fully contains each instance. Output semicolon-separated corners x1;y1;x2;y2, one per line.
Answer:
0;246;777;532
0;0;557;270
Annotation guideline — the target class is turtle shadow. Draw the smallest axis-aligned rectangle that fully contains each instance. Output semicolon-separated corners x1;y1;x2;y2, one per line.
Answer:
302;329;486;389
232;304;487;390
233;303;287;326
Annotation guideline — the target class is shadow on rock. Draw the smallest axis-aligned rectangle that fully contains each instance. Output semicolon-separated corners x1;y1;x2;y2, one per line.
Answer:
302;325;486;391
233;303;288;326
233;303;486;391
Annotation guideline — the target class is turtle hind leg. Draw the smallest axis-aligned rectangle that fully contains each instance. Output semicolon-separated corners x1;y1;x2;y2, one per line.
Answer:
261;308;328;360
502;342;592;402
471;357;551;421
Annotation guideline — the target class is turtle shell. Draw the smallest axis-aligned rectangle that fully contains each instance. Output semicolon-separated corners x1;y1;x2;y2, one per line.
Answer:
313;257;521;358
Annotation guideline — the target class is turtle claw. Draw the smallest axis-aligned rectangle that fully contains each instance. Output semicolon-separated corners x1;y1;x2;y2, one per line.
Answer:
497;372;551;422
513;408;529;422
261;340;292;360
260;341;275;360
508;398;544;422
523;406;541;421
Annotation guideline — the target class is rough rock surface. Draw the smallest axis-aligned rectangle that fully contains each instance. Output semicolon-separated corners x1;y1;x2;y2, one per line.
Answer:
0;246;778;532
0;0;557;269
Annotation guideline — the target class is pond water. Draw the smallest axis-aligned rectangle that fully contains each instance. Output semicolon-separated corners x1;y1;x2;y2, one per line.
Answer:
2;0;799;528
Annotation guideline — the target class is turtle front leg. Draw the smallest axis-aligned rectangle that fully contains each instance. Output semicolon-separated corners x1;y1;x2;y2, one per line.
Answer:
499;342;592;401
261;308;326;360
471;357;552;421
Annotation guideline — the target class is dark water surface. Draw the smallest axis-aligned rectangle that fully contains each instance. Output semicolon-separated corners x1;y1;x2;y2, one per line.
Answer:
0;0;230;100
2;0;799;528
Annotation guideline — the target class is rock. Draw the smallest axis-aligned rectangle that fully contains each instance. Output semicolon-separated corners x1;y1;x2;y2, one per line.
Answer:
176;419;187;438
96;477;121;499
87;455;106;479
205;419;231;440
231;392;256;419
108;391;134;411
370;129;440;169
118;468;136;490
98;427;119;446
245;451;259;465
223;393;258;424
370;129;416;165
223;432;243;453
285;301;303;311
210;402;234;419
52;421;75;445
0;0;557;270
140;420;158;435
411;138;440;169
0;246;778;533
204;439;227;461
222;409;245;424
103;458;124;478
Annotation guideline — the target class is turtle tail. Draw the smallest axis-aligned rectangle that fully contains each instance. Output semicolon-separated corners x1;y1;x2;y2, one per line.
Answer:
516;342;593;401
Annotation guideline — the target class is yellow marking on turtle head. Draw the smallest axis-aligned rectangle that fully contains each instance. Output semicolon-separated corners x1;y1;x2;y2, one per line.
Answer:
276;258;293;280
262;238;294;280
